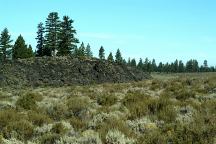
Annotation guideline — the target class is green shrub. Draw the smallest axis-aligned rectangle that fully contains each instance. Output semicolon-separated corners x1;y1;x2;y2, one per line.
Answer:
97;94;118;106
16;92;43;110
51;123;67;135
138;130;167;144
69;116;87;131
149;79;162;90
28;111;52;126
67;97;90;118
3;120;34;141
0;109;22;130
175;89;196;101
123;93;150;119
97;117;133;143
40;133;60;144
47;103;68;120
0;134;3;143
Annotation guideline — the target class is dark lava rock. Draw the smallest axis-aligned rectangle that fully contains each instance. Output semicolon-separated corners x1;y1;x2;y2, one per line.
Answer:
0;57;151;87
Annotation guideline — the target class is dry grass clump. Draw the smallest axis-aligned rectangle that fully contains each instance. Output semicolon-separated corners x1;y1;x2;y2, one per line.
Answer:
28;111;52;127
97;94;118;106
16;92;43;110
3;119;34;141
66;96;90;119
46;102;68;120
123;92;177;122
97;117;134;143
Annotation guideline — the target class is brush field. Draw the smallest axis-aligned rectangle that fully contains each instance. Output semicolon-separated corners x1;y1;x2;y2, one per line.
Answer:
0;73;215;144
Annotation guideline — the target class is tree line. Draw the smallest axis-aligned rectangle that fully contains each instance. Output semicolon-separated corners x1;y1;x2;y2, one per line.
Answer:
0;12;215;73
98;47;215;73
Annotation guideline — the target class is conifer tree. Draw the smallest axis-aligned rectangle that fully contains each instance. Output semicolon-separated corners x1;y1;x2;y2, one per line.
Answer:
0;28;13;61
143;58;149;72
44;12;61;56
58;16;79;56
12;35;30;59
192;60;199;72
26;45;34;58
107;52;114;62
137;58;143;70
85;43;93;58
122;59;127;65
78;42;86;57
158;62;163;73
127;58;131;66
147;60;152;73
115;48;123;64
99;46;105;60
174;59;179;73
186;60;193;72
203;60;208;72
130;58;137;67
178;60;184;73
36;22;45;57
151;59;157;72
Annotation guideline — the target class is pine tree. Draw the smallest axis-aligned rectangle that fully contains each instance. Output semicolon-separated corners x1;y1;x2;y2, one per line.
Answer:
127;58;131;66
163;63;170;73
174;59;179;73
130;58;137;67
151;59;157;72
192;60;199;72
78;42;86;57
26;45;34;58
147;60;152;73
122;59;127;65
143;58;149;72
107;52;114;62
115;48;123;64
178;60;184;73
186;60;193;72
58;16;79;56
12;35;30;59
99;46;105;60
137;58;143;70
85;43;93;58
44;12;61;56
36;23;45;57
158;62;163;73
0;28;13;61
203;60;208;72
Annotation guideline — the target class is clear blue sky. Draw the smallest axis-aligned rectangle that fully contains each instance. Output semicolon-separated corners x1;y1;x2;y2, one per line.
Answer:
0;0;216;66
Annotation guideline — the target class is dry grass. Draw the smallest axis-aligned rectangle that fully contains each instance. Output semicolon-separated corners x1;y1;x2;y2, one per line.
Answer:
0;72;215;143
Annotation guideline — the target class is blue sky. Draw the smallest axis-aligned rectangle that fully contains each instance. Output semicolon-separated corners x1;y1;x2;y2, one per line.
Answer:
0;0;216;66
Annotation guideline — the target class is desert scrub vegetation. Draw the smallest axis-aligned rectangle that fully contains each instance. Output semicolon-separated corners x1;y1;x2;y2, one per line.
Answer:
0;73;215;143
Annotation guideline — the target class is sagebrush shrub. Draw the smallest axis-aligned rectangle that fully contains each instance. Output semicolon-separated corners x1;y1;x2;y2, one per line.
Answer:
16;92;43;110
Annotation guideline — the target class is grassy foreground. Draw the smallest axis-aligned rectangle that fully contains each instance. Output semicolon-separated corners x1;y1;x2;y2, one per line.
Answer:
0;73;215;144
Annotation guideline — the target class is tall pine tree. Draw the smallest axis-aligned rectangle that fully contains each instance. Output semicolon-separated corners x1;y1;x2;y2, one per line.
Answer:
115;49;123;64
107;52;114;62
0;28;13;61
36;22;45;57
44;12;61;56
178;60;184;73
137;58;143;70
99;46;105;60
58;16;79;56
130;58;137;67
12;35;33;59
85;43;93;58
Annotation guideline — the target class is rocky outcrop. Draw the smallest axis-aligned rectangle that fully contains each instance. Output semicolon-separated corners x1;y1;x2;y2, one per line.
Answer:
0;57;151;87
